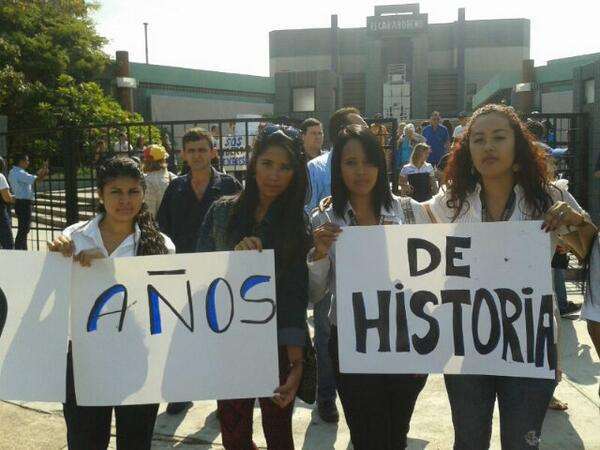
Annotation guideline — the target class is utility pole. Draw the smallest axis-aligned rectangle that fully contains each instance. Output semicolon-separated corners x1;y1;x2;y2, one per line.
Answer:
143;22;149;64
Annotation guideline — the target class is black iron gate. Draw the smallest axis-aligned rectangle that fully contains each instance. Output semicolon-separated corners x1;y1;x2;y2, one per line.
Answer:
526;112;590;210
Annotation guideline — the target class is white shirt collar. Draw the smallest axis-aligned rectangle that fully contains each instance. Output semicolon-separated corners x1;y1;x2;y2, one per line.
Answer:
77;214;141;257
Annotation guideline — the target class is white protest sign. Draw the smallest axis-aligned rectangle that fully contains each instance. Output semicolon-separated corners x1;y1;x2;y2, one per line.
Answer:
0;251;70;401
70;250;279;406
336;222;556;379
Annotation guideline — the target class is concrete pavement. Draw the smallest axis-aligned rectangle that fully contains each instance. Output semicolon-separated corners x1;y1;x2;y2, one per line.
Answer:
1;288;598;449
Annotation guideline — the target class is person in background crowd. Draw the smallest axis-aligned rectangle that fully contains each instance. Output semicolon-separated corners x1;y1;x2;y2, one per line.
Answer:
8;154;48;250
93;140;111;168
132;136;146;162
442;119;454;140
197;124;310;450
370;113;389;148
452;111;469;142
399;143;437;202
581;232;600;399
48;157;175;450
113;132;133;156
308;124;428;449
305;106;367;424
157;128;241;415
396;123;425;184
424;103;597;450
142;145;177;218
0;156;15;249
422;111;450;167
301;118;324;161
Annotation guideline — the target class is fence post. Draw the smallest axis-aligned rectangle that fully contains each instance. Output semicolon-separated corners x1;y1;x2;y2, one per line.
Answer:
63;128;80;225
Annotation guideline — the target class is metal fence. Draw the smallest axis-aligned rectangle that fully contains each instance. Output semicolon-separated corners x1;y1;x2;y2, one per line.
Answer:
0;113;588;250
0;117;296;250
526;113;590;211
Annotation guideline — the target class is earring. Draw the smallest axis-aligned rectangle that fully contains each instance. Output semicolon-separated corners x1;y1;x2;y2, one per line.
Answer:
512;163;520;172
470;166;476;176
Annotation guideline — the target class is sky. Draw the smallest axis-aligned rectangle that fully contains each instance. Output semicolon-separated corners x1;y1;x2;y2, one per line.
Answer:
92;0;599;77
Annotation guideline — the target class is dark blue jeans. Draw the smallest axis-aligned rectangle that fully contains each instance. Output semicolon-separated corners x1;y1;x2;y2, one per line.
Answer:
313;293;337;403
552;268;568;313
445;374;556;450
0;205;13;249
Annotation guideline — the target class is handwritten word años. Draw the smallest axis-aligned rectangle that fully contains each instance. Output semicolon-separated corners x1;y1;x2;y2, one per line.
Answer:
86;270;275;336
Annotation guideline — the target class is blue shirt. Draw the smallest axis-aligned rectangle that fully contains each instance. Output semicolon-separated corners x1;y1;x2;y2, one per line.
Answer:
305;151;332;213
8;166;37;200
422;124;449;166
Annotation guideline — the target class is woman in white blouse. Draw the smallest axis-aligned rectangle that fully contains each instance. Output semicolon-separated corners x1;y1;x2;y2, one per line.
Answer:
424;104;596;450
49;157;175;450
308;124;428;450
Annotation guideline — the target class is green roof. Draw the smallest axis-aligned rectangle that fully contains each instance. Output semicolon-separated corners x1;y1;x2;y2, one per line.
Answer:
129;62;274;94
472;52;600;108
536;53;600;84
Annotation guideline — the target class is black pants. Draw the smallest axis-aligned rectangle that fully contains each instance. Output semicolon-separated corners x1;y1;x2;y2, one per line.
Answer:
63;350;159;450
330;327;427;450
0;204;13;249
13;199;32;250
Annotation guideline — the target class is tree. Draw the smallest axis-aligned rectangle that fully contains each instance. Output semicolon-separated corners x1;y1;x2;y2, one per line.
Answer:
0;0;137;132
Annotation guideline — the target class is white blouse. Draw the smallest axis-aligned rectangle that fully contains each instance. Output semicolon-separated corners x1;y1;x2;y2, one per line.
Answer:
62;214;176;257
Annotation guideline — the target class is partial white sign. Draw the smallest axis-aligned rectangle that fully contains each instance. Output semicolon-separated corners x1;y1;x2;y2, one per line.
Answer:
0;251;71;401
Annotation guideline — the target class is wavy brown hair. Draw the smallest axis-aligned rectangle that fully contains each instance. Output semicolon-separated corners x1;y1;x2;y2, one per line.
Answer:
443;104;554;221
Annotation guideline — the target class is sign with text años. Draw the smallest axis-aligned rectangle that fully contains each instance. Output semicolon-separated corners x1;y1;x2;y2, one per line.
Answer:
335;222;556;379
70;251;278;406
0;251;71;401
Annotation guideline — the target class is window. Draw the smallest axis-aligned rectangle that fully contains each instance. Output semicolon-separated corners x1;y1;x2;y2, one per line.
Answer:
584;79;595;104
293;87;316;112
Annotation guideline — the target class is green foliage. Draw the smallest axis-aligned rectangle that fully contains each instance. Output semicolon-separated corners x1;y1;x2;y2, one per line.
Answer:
0;0;138;135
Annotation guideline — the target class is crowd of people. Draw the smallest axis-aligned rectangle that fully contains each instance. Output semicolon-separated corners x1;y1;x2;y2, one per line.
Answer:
1;103;599;450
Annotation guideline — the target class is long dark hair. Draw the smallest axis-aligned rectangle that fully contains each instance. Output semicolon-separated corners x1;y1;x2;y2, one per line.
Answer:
444;104;553;221
227;127;310;271
331;124;393;218
97;157;168;256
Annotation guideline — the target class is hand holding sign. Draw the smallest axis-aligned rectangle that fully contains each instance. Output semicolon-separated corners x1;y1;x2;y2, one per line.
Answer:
312;222;342;261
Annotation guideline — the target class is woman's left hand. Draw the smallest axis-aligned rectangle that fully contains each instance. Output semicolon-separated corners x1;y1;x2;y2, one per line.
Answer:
272;362;303;408
542;201;584;232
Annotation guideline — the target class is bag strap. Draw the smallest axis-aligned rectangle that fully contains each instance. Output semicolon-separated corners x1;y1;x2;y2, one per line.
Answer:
399;197;415;224
423;203;438;223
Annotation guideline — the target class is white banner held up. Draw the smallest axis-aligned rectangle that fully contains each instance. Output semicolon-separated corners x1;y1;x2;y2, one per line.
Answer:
71;251;278;406
0;251;71;401
336;222;556;379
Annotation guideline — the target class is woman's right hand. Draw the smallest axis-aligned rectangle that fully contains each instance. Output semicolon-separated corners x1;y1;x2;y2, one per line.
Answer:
47;236;75;257
312;223;341;261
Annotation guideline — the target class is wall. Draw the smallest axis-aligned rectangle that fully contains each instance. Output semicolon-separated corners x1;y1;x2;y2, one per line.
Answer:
541;91;574;113
149;95;273;123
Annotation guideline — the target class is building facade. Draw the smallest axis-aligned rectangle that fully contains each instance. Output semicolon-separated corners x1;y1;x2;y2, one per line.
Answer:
270;4;530;127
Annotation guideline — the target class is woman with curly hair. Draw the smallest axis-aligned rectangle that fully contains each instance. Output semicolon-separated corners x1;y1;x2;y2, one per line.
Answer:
48;157;175;449
197;124;310;450
424;104;597;450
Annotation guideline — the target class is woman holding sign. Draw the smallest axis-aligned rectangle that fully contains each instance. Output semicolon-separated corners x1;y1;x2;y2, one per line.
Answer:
197;124;310;450
424;104;597;450
308;124;428;450
49;157;175;450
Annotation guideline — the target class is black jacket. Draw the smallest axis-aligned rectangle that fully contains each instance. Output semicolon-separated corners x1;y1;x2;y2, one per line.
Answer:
157;168;241;253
